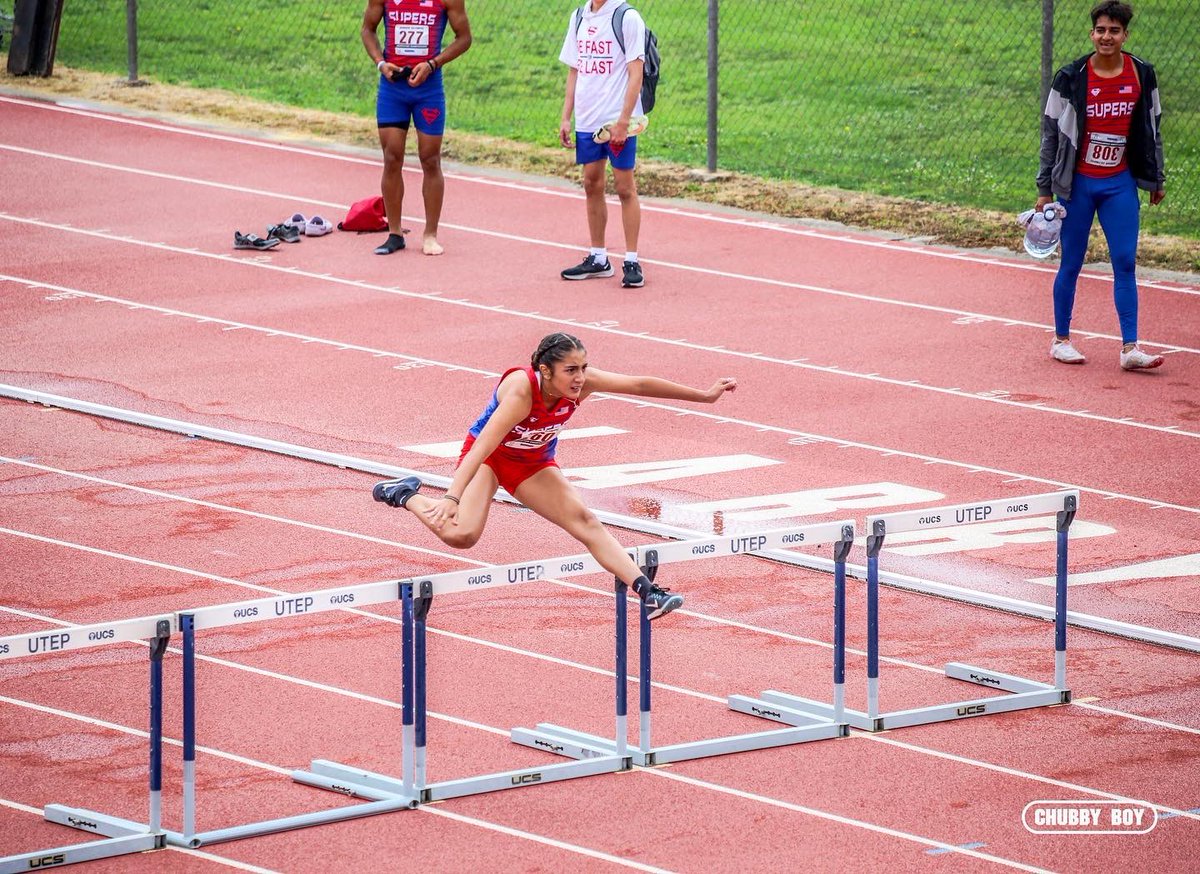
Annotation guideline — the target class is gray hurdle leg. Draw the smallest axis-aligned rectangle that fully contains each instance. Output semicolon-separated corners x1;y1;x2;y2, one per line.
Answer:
20;621;171;869
510;575;640;766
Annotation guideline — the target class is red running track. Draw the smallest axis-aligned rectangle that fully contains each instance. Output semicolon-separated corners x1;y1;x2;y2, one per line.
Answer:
2;92;1199;871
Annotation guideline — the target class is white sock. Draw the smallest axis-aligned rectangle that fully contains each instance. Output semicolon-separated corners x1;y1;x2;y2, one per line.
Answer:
624;251;638;264
590;248;608;264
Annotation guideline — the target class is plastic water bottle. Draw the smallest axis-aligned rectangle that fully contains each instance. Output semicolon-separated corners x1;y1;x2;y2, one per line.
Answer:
1021;204;1066;259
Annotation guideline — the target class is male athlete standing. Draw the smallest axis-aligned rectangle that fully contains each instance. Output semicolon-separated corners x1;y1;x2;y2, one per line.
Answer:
362;0;472;256
558;0;647;288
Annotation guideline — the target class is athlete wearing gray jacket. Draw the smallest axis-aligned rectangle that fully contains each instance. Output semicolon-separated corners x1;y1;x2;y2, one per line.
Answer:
1037;51;1165;200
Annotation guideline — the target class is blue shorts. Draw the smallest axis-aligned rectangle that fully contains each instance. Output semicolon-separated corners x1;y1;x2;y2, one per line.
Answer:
575;133;637;170
376;72;446;136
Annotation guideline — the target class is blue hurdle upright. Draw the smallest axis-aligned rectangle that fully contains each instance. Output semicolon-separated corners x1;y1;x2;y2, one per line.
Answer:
0;617;171;873
294;550;636;805
511;523;854;766
752;491;1077;732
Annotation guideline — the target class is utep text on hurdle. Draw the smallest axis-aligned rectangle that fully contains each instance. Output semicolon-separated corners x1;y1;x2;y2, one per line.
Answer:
25;632;71;654
509;565;544;583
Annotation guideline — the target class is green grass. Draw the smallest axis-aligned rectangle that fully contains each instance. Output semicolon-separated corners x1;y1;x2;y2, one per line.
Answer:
49;0;1199;237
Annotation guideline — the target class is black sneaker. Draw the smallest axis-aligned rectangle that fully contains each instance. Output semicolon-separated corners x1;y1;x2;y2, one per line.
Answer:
640;584;683;620
561;255;614;280
373;475;422;508
266;223;301;244
621;260;644;288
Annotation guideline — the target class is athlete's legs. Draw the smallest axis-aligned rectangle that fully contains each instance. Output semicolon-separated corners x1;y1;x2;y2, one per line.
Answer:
582;160;609;250
1052;175;1099;340
405;465;500;549
379;126;409;236
1093;172;1142;345
612;166;640;254
415;130;446;255
514;467;643;585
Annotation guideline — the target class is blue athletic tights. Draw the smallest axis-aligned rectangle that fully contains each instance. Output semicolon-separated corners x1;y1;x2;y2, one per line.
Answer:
1052;169;1141;344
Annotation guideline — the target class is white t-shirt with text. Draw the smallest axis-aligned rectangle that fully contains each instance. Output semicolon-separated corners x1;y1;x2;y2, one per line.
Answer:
559;1;646;134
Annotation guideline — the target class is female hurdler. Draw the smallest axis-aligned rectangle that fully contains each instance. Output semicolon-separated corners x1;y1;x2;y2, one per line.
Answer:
374;332;738;618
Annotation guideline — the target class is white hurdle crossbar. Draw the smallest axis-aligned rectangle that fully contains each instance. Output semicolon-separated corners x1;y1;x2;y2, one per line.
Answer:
512;523;854;767
0;616;172;873
763;491;1077;732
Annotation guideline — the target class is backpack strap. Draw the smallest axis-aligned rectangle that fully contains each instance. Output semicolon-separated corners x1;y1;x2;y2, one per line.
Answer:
612;3;628;55
573;5;584;36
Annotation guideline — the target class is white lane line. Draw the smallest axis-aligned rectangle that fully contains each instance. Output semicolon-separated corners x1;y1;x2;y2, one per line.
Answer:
0;694;1034;871
2;95;1196;297
4;506;1200;739
0;499;933;683
1;147;1197;355
6;600;1200;828
7;271;1200;498
2;225;1195;440
0;697;662;873
643;770;1046;872
417;807;674;874
860;732;1200;821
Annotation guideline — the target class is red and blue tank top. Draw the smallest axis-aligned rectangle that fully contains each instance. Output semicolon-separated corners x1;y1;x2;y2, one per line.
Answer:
1077;53;1141;178
383;0;447;66
467;367;580;462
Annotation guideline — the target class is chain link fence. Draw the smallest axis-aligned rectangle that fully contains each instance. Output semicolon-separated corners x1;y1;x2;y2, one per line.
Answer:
40;0;1200;237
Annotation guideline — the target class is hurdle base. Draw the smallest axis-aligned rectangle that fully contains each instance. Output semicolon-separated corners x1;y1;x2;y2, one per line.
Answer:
0;832;161;874
298;755;629;805
512;717;846;767
749;663;1070;733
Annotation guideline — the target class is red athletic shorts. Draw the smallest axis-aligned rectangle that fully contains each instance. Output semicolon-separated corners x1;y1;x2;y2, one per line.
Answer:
458;435;559;495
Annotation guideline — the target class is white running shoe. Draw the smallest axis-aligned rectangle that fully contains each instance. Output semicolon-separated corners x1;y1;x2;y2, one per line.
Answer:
1120;345;1164;371
1050;339;1086;364
305;215;333;237
283;213;308;234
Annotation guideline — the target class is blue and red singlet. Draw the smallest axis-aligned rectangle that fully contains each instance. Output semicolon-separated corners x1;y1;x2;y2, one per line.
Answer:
383;0;448;67
1077;54;1141;178
459;367;580;494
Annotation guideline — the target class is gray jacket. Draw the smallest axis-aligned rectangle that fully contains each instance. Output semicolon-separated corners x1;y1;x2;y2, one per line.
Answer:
1037;52;1165;199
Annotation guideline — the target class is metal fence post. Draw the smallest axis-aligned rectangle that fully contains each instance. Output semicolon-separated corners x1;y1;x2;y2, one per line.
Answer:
1040;0;1054;113
706;0;718;173
125;0;138;84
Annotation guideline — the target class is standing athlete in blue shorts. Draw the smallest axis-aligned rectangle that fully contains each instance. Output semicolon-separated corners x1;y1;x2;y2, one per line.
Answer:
558;0;648;288
362;0;472;256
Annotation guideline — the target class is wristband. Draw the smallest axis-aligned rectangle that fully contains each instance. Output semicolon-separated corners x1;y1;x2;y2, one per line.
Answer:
428;59;438;71
444;494;460;505
376;59;386;71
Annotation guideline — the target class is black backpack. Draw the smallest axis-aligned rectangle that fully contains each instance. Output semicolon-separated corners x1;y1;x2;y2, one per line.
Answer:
574;3;660;113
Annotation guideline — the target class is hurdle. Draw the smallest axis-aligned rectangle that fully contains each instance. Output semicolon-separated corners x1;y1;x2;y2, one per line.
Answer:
0;616;171;873
45;581;420;850
295;550;636;805
754;491;1077;732
512;522;854;766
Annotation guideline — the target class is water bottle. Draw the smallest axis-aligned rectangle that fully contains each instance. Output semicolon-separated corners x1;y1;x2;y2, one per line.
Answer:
1021;204;1066;259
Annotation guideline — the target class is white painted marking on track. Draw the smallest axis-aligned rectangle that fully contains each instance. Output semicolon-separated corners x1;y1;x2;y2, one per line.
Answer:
419;807;674;873
5;461;1200;732
0;696;656;873
1;147;1197;357
2;95;1196;296
6;594;1200;844
644;770;1046;871
404;426;627;458
7;274;1198;513
0;797;41;815
860;733;1200;821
